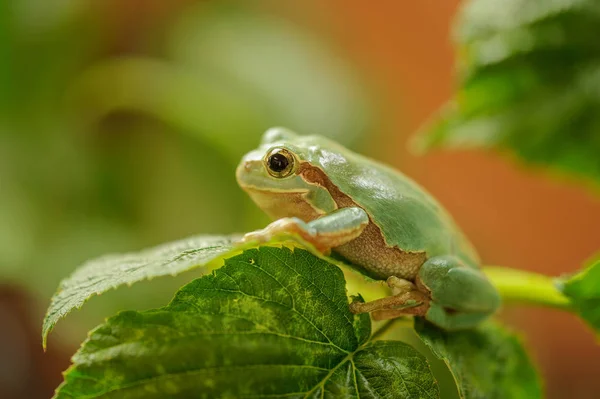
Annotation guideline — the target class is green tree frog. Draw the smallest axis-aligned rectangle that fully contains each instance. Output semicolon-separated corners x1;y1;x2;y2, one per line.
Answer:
236;128;500;330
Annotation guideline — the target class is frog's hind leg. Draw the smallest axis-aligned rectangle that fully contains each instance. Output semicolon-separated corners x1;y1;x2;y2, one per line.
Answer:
422;304;494;330
417;255;501;330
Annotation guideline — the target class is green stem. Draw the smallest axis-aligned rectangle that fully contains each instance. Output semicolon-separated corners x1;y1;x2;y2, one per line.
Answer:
483;266;573;310
371;319;399;341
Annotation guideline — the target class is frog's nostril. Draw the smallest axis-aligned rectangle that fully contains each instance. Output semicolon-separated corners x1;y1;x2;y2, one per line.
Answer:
244;163;253;172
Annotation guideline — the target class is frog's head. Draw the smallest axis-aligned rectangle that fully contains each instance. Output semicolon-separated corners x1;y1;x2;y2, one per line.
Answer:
236;127;339;221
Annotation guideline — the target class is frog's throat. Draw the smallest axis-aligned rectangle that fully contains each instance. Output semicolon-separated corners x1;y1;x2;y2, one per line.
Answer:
242;186;330;221
238;160;338;219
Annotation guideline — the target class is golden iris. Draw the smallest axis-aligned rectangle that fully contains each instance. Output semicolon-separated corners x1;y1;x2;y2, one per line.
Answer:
265;147;296;178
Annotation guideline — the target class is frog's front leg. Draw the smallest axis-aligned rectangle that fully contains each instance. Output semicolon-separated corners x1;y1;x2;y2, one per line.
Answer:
417;255;501;330
241;207;369;253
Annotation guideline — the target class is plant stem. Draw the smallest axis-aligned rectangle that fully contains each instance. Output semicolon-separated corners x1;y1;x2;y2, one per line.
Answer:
483;266;573;310
371;319;399;341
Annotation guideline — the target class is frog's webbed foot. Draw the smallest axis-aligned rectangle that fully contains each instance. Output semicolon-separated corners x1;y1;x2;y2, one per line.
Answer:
349;276;430;320
387;276;417;295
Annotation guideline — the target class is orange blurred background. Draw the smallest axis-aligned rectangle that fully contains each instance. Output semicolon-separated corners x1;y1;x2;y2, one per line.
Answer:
1;1;599;398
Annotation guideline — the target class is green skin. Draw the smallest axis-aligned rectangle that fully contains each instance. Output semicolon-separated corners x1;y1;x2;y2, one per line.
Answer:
236;128;500;330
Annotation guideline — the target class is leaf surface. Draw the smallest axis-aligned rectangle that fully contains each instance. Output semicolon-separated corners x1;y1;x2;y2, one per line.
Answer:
42;234;242;347
415;319;542;399
55;247;439;399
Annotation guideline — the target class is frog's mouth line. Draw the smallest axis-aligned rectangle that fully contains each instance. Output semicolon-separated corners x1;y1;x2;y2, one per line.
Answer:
240;185;309;195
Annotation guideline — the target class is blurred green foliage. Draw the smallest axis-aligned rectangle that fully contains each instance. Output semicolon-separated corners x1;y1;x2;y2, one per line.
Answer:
416;0;600;188
0;1;373;337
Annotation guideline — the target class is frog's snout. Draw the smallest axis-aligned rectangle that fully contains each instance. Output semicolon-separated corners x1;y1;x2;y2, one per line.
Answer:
236;160;259;175
236;158;264;189
235;161;249;183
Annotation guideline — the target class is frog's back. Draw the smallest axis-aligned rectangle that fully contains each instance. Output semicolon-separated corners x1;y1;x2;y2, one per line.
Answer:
302;138;480;269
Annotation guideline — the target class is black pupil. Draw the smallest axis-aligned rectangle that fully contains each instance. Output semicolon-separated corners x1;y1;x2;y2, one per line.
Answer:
268;153;289;172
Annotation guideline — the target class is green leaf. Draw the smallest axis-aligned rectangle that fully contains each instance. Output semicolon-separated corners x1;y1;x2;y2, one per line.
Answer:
42;234;243;348
414;319;542;399
55;247;439;399
43;232;389;349
415;0;600;186
559;256;600;335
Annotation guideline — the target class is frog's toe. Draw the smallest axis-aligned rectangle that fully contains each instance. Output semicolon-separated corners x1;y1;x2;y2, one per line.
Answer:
386;276;416;295
348;291;430;317
241;229;271;245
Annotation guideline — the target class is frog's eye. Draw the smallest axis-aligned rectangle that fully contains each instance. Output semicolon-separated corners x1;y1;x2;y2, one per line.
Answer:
264;147;296;178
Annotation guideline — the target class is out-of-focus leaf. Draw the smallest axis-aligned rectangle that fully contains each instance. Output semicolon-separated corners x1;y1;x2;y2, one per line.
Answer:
169;4;371;148
415;0;600;186
415;319;542;399
54;248;439;399
558;255;600;335
0;0;116;289
68;57;269;161
69;3;371;162
42;234;242;348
